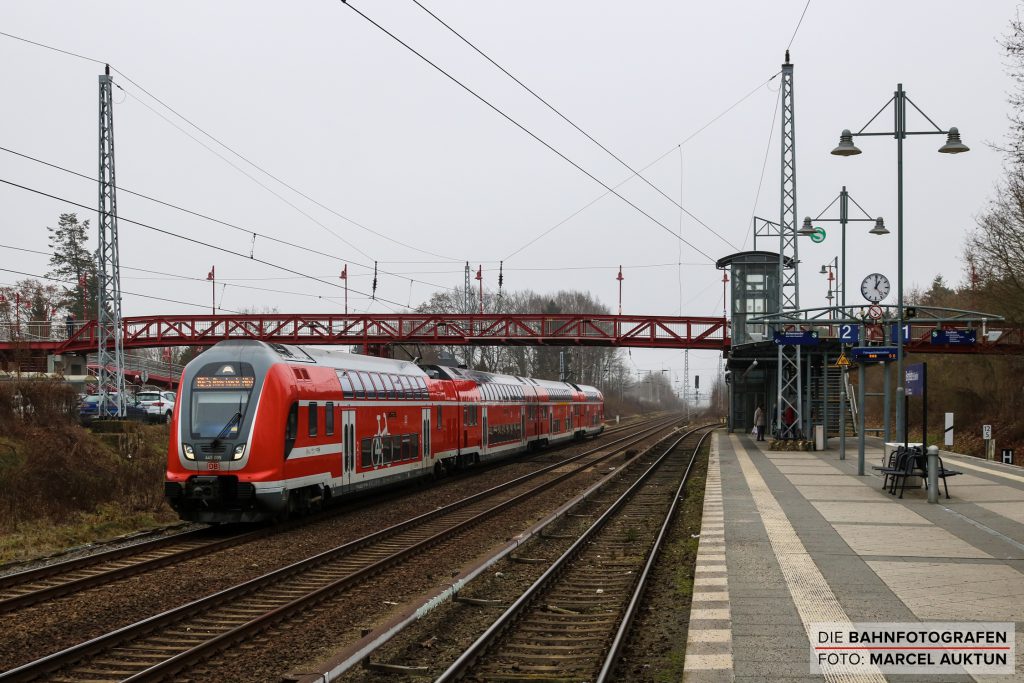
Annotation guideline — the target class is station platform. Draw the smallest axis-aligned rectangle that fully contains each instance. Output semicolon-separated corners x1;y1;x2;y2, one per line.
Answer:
683;432;1024;682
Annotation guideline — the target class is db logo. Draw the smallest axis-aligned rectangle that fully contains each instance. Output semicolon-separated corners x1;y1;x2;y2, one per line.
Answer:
207;461;220;470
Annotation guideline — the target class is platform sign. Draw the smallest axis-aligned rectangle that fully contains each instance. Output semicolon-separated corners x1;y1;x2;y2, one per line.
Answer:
889;323;912;343
930;329;977;346
904;363;925;397
1002;448;1014;464
851;346;897;362
773;330;819;346
838;324;860;344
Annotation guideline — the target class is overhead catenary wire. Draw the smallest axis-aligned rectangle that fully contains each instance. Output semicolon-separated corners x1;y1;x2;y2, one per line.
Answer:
0;29;462;265
0;243;377;307
501;72;781;261
787;0;813;50
0;145;451;292
742;83;783;251
411;0;739;253
338;0;717;262
0;266;245;314
0;177;418;311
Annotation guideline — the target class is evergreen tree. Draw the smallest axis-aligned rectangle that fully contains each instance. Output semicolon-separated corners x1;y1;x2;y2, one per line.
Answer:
46;213;97;321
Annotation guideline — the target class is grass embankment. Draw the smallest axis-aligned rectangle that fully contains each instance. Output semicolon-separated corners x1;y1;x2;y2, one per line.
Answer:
0;381;177;564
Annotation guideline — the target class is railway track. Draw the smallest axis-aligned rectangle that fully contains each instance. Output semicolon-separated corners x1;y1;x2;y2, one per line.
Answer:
0;415;684;682
435;425;714;682
0;415;653;619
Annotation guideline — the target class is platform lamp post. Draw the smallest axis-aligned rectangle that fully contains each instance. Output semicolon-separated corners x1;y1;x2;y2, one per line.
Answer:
799;187;888;314
820;258;838;306
831;85;969;445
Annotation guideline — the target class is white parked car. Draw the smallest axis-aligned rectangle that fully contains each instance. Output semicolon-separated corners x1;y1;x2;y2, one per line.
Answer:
135;390;176;424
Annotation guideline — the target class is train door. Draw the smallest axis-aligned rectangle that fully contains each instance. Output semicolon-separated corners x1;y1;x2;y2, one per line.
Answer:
422;407;431;461
520;407;526;445
482;406;488;457
342;410;356;486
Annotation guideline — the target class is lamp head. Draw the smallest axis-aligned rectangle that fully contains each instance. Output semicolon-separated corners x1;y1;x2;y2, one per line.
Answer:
799;216;815;236
819;265;828;274
938;127;970;154
870;217;889;235
831;129;862;156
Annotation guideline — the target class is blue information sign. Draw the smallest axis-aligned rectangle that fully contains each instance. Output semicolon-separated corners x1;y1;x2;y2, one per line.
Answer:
838;324;860;344
930;329;977;346
851;346;897;362
773;330;820;346
889;323;912;343
905;362;925;397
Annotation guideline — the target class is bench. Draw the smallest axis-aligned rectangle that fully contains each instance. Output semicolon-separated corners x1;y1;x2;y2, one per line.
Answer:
873;446;963;499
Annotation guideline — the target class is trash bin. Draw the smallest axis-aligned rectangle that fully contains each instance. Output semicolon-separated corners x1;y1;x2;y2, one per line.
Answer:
814;425;825;451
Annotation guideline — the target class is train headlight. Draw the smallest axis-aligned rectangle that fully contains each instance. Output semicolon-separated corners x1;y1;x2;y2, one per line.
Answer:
183;443;195;460
233;443;246;460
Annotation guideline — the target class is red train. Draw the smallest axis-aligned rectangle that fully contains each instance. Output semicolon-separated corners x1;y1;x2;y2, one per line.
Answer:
165;340;604;523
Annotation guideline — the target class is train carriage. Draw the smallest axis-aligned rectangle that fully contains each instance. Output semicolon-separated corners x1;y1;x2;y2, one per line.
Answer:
165;340;603;523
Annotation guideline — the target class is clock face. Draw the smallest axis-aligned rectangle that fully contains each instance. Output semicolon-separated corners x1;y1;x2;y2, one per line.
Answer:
861;273;890;303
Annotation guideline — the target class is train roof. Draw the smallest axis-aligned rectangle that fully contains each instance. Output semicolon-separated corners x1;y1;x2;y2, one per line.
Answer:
424;364;602;398
197;342;601;398
199;341;428;377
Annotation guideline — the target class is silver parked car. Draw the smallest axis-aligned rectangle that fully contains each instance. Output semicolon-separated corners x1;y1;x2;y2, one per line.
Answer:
135;390;176;424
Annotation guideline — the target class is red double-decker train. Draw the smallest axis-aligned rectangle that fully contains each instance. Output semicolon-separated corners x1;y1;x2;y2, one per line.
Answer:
165;340;604;523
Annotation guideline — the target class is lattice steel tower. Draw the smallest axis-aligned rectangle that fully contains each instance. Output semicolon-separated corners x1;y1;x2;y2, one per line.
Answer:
97;65;126;413
776;51;802;435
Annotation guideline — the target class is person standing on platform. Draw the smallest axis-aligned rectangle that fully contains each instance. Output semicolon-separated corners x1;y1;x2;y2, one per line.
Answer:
753;404;766;441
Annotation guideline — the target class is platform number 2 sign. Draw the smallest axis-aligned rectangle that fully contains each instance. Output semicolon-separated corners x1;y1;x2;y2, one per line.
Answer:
839;324;859;344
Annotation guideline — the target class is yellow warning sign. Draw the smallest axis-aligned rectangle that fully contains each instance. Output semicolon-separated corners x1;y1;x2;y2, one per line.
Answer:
834;352;853;368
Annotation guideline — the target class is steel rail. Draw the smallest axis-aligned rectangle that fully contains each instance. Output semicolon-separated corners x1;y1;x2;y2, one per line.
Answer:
0;416;684;682
285;421;705;682
0;416;645;616
596;427;715;681
435;424;715;682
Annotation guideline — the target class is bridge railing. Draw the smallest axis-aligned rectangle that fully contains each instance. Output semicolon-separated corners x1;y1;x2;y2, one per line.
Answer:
32;313;730;352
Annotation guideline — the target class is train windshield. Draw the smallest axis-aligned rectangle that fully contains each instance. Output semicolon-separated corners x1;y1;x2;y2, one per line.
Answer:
190;362;255;438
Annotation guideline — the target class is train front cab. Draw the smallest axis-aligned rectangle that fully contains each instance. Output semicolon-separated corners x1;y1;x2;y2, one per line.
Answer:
164;354;277;523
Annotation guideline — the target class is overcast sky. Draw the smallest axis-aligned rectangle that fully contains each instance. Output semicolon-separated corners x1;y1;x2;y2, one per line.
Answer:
0;0;1017;391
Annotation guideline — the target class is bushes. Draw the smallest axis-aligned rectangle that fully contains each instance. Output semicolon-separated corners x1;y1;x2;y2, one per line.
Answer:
0;379;78;434
0;380;172;530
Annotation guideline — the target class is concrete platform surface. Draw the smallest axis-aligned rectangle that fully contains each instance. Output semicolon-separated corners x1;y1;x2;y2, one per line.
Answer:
683;432;1024;682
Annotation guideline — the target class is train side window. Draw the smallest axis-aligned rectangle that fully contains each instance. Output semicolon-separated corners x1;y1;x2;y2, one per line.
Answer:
401;435;411;460
339;373;354;399
380;374;394;399
348;372;365;398
325;401;335;436
358;371;375;399
308;401;318;437
284;402;298;457
390;374;404;399
361;437;373;468
370;373;386;399
410;433;419;459
399;375;413;398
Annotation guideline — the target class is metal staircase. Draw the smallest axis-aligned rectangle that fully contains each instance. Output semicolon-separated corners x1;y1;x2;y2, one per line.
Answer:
806;364;857;437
